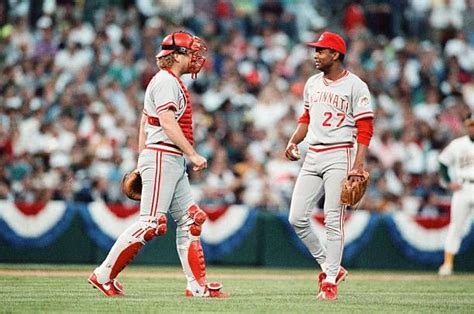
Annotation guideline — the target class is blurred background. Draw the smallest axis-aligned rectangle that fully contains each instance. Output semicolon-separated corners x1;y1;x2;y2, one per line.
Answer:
0;0;473;270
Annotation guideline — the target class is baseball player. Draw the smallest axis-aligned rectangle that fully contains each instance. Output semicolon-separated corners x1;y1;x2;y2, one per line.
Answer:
88;31;229;298
285;31;374;300
438;113;474;276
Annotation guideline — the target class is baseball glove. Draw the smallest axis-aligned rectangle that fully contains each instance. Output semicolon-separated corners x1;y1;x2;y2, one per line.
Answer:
340;170;370;206
121;170;142;201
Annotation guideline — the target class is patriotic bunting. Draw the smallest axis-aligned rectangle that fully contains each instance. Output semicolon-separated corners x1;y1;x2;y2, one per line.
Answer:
1;201;474;265
0;201;75;248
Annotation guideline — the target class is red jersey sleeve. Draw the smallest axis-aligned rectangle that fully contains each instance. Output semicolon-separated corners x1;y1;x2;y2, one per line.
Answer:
355;117;373;146
298;109;310;124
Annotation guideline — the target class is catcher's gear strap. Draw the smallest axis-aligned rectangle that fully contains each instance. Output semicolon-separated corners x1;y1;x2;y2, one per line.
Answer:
109;216;167;280
355;117;373;146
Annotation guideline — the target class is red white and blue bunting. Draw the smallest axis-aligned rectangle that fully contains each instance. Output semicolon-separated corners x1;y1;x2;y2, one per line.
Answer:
0;200;75;248
1;201;474;266
200;204;257;261
385;212;474;265
77;201;140;250
77;201;256;261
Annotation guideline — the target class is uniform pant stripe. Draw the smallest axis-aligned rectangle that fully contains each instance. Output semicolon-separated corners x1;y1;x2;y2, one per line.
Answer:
149;151;160;216
338;148;351;265
151;152;163;217
339;205;346;265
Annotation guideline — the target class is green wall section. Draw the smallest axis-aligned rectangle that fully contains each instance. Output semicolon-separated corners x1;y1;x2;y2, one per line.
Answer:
1;212;473;271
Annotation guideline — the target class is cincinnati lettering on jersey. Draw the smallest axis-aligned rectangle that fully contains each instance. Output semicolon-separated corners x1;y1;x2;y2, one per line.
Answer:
310;91;350;112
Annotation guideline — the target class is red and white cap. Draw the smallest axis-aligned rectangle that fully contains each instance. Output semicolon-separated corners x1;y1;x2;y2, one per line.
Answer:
307;31;346;55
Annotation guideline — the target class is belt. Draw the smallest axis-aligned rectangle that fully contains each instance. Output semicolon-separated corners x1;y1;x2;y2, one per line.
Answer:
146;142;182;155
463;179;474;184
155;142;180;150
309;144;353;153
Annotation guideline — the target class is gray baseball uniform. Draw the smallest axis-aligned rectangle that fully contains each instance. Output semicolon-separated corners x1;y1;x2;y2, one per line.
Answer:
94;69;205;294
89;31;228;298
289;70;373;279
139;70;193;220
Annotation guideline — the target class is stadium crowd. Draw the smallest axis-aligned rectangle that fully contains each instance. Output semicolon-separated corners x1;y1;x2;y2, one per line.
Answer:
0;0;472;216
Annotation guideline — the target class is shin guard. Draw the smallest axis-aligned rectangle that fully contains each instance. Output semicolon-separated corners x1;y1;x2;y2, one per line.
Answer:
188;239;206;286
187;204;207;285
95;215;167;283
177;205;228;297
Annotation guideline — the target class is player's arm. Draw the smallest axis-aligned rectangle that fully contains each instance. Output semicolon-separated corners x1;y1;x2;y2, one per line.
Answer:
285;109;309;161
138;113;147;153
159;109;207;171
351;117;373;174
439;162;462;191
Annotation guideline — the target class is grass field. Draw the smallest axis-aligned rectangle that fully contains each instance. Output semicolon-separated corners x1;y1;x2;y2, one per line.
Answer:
0;264;473;313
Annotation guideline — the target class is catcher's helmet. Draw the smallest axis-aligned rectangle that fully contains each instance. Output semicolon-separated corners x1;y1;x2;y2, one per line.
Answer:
157;31;206;58
156;31;207;78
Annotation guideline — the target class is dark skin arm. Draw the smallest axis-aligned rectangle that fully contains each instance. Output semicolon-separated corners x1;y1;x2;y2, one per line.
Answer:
285;123;308;161
347;143;369;185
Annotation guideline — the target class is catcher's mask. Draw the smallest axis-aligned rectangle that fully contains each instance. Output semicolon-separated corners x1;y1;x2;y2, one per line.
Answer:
157;31;208;79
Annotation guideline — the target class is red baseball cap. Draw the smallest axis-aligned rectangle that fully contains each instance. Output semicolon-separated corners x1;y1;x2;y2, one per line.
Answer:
307;31;346;55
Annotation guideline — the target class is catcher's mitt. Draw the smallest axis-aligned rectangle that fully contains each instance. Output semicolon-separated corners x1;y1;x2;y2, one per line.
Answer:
340;170;370;206
121;170;142;201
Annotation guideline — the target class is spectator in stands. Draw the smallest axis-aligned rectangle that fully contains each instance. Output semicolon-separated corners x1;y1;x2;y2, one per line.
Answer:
0;0;472;219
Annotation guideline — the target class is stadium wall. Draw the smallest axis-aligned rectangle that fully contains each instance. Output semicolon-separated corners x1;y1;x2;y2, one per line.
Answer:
0;201;473;271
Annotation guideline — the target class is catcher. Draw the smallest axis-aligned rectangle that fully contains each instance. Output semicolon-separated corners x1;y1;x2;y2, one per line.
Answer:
88;31;229;298
285;31;374;301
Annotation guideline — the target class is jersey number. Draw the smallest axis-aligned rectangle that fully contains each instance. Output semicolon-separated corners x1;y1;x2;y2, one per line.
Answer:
322;112;345;127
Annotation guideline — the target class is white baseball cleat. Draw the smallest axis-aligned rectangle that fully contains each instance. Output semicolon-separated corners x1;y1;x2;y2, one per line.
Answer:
438;264;453;276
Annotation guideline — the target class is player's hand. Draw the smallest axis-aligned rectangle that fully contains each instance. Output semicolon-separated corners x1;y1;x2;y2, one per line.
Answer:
285;143;301;161
189;153;207;172
447;182;462;192
347;169;365;187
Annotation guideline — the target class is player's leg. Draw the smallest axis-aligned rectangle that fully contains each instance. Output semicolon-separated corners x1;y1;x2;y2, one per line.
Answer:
321;166;347;284
89;216;167;296
315;149;351;301
170;170;228;298
289;162;326;268
90;150;175;295
439;188;470;275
